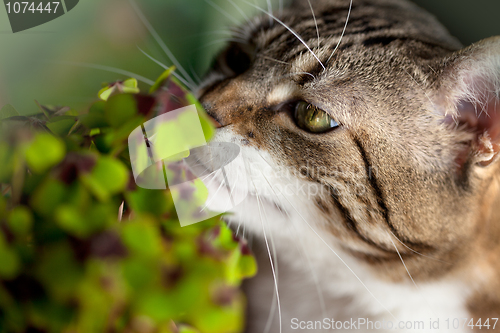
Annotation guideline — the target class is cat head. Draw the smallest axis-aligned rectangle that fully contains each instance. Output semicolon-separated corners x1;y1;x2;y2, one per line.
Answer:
195;0;500;285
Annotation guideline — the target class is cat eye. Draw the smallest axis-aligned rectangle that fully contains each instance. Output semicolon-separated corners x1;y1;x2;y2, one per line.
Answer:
294;101;339;133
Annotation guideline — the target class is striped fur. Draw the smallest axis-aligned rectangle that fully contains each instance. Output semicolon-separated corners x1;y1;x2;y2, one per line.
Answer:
195;0;500;331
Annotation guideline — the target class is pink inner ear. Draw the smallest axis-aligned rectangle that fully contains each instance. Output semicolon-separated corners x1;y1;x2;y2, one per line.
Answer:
457;93;500;166
457;98;500;143
479;98;500;145
453;72;500;155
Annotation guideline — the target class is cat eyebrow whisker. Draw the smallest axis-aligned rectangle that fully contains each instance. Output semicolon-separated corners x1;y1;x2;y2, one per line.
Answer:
203;0;241;25
307;0;321;49
266;0;274;26
257;55;319;81
292;72;316;80
197;29;248;40
242;0;326;70
197;38;249;51
274;72;316;82
224;0;249;21
189;64;202;86
258;54;291;66
137;46;196;91
53;61;154;86
128;0;197;88
326;0;353;64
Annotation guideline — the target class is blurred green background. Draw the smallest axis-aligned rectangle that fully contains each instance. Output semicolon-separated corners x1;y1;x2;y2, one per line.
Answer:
0;0;499;116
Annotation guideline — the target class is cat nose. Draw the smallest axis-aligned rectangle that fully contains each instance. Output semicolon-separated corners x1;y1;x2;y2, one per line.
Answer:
206;113;223;128
202;102;224;128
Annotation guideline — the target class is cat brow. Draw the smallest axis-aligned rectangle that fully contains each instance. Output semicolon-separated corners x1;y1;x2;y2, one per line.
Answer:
243;0;326;70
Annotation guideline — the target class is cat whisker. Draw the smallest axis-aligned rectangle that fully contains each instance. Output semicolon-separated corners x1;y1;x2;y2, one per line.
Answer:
259;169;328;320
242;0;326;70
428;65;438;75
137;46;195;91
307;0;321;49
224;0;249;21
197;29;248;40
326;0;353;64
275;71;317;81
256;179;281;333
387;233;419;288
257;55;318;81
196;171;226;217
242;219;247;240
189;64;202;86
200;177;228;213
389;230;450;264
53;61;154;86
197;38;249;51
250;176;283;333
255;153;398;321
236;220;242;236
203;0;241;25
295;227;329;319
128;0;196;88
246;228;254;250
258;54;290;66
387;232;436;316
200;171;217;183
252;169;284;333
266;0;274;26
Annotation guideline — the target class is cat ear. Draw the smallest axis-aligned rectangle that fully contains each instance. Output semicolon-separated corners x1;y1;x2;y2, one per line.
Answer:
435;36;500;167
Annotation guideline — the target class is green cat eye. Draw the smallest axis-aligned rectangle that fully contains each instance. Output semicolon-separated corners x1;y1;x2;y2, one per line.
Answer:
294;101;339;133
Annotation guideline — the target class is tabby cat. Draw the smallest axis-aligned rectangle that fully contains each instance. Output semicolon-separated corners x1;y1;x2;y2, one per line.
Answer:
194;0;500;331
